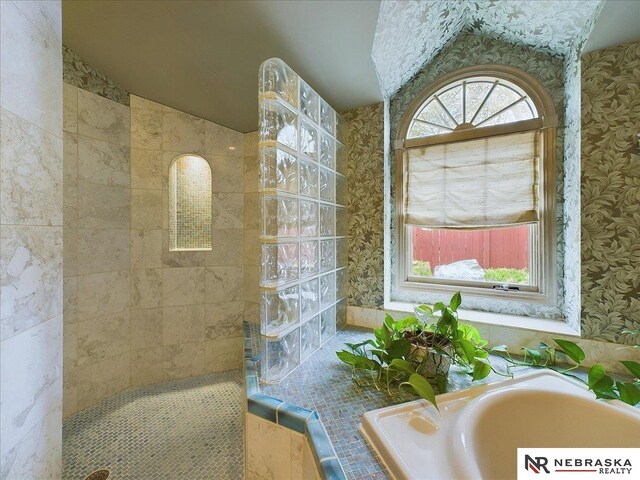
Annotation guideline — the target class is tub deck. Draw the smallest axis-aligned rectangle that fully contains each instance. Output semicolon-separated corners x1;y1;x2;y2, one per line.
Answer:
260;326;536;480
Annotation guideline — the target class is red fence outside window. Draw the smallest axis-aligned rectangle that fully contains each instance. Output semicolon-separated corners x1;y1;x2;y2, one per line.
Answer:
412;226;529;270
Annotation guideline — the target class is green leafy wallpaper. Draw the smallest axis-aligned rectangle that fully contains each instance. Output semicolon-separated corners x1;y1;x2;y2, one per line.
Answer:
63;45;129;106
372;0;603;97
581;41;640;344
343;103;385;308
344;36;639;346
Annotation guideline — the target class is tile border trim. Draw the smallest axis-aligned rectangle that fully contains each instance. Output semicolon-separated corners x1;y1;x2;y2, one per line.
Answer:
243;322;346;480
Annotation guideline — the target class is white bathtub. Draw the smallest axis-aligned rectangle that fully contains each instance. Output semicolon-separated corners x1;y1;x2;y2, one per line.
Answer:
361;371;640;480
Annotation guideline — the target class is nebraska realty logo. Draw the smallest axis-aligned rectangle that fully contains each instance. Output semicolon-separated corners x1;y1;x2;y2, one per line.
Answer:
518;449;640;479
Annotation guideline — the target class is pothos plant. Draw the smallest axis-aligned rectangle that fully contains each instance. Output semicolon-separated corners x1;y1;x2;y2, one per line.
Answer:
336;292;495;409
492;329;640;406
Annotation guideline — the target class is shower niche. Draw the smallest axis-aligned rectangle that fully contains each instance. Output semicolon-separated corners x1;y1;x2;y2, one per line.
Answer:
257;58;348;383
168;154;213;251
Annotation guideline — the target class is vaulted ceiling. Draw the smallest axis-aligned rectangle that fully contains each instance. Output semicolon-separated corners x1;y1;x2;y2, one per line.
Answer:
63;0;382;132
584;0;640;52
63;1;637;131
372;0;605;97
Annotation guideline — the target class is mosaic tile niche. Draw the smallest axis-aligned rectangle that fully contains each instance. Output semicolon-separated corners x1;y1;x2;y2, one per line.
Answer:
258;58;348;383
168;154;213;251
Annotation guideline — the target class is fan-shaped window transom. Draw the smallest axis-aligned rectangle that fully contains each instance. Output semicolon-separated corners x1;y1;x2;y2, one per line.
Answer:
407;77;538;139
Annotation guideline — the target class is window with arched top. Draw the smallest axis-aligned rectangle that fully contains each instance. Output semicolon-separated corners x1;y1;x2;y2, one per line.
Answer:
396;65;557;303
169;154;212;251
407;76;538;138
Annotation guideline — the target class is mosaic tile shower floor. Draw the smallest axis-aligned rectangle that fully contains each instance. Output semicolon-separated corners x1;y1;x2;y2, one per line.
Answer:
63;370;243;480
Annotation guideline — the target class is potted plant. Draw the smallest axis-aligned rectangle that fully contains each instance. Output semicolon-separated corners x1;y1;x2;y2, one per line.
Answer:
336;292;494;409
403;328;453;392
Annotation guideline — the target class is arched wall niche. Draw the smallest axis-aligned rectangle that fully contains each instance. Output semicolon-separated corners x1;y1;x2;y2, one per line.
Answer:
168;154;213;251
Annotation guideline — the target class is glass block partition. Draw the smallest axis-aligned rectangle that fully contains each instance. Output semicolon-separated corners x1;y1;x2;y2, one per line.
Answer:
258;58;348;383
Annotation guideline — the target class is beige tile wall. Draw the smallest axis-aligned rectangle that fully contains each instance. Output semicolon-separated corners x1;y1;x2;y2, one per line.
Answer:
63;84;131;415
245;413;321;480
63;87;247;417
131;94;245;390
243;132;260;323
1;1;64;477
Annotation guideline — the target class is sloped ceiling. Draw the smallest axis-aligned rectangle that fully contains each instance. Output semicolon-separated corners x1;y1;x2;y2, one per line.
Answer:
372;0;604;97
63;0;382;133
583;0;640;52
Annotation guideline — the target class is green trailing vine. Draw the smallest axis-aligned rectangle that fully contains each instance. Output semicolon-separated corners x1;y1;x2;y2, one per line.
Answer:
337;289;640;410
493;329;640;406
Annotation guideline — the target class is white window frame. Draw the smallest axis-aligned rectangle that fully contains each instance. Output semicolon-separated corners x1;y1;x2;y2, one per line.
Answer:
394;65;558;305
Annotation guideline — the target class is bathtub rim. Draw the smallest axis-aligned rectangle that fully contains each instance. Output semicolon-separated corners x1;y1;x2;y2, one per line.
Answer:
360;369;640;480
450;374;640;479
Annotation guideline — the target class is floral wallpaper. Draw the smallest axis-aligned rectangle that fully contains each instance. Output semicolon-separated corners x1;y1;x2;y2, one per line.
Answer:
343;104;385;308
63;45;129;106
581;41;640;345
559;0;604;333
372;0;603;97
561;49;583;333
466;0;603;57
372;0;466;97
387;31;569;319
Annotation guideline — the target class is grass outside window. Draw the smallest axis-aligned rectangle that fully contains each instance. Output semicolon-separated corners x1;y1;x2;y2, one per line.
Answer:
411;261;529;285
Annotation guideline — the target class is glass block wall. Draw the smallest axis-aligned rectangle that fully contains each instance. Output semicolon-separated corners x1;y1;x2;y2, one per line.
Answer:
258;58;348;383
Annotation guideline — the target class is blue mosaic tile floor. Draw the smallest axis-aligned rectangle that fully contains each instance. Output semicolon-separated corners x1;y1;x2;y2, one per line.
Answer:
63;370;243;480
261;327;402;480
261;326;529;480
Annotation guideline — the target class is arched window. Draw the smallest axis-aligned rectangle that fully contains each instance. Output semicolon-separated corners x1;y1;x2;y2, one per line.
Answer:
407;77;538;138
169;154;212;251
396;65;557;302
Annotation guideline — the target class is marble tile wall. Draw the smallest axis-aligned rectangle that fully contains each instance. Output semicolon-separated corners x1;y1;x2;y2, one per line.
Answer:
0;1;64;478
243;132;260;324
130;94;245;391
63;85;247;416
245;413;321;480
63;83;131;416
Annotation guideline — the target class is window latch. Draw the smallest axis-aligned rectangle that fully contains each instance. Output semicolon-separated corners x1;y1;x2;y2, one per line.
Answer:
492;284;520;292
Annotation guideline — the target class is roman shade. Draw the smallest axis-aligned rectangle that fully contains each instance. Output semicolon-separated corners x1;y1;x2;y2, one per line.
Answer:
404;130;539;228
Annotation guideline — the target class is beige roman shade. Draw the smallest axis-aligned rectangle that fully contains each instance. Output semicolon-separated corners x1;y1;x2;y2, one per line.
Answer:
404;130;539;228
